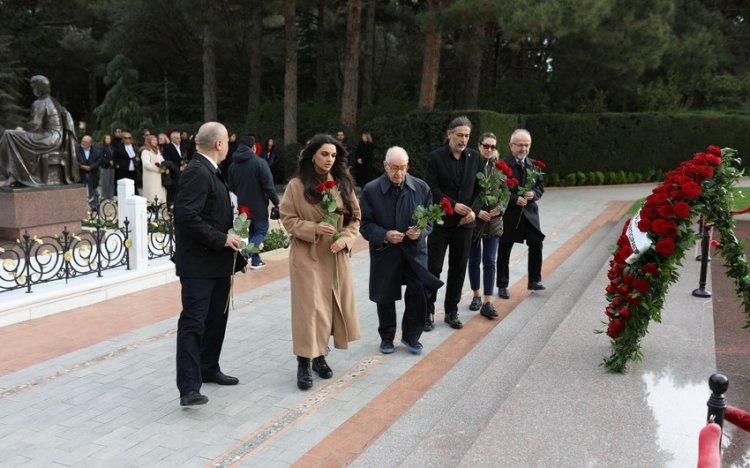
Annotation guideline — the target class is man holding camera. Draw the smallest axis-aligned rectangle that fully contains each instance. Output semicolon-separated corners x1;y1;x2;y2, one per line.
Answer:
228;136;280;269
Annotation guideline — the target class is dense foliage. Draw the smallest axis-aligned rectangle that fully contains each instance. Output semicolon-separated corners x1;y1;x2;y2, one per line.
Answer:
0;0;747;141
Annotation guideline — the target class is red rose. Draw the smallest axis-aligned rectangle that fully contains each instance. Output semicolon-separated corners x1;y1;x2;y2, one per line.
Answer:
651;219;667;235
607;319;626;339
440;197;454;216
637;218;651;233
655;237;676;256
155;162;161;167
533;160;546;169
507;178;519;187
704;154;721;167
606;284;616;294
619;307;631;319
657;205;673;218
642;207;659;220
325;180;336;189
707;145;722;157
663;222;679;238
626;294;642;305
710;239;721;250
672;201;690;219
316;182;327;192
682;181;701;199
616;285;630;296
632;279;649;293
642;263;659;276
238;205;252;218
612;296;622;307
624;274;634;285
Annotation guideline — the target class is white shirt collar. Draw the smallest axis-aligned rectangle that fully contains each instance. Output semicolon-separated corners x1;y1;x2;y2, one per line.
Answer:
196;152;218;171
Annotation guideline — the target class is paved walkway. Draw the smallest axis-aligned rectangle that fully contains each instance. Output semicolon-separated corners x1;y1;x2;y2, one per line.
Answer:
0;183;735;467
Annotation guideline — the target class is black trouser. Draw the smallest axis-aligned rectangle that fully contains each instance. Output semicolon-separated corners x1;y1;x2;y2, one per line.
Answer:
176;276;231;396
496;229;544;288
376;266;426;343
427;225;473;316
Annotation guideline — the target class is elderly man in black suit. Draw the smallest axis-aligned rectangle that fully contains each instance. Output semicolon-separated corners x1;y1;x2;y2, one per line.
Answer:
162;131;183;203
425;116;482;331
359;146;443;355
496;129;545;300
77;135;101;208
173;121;246;407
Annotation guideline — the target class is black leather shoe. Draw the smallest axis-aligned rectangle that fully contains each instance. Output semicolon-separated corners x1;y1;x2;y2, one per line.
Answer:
180;391;208;406
528;282;546;290
469;296;482;311
423;316;434;332
480;302;498;319
497;287;510;299
203;371;239;385
297;357;313;390
312;355;333;379
444;312;463;329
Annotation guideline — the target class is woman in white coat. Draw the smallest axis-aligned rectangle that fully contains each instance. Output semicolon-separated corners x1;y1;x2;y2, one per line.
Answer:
140;134;167;205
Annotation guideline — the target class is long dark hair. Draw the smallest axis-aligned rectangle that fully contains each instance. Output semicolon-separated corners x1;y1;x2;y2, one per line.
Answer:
297;134;356;225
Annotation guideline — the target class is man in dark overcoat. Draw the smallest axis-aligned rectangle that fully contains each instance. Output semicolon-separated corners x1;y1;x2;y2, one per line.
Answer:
173;121;246;406
425;116;482;331
359;146;443;354
496;129;545;299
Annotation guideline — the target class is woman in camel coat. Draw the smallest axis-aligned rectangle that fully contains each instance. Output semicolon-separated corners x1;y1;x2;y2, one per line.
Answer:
140;135;166;204
279;134;361;391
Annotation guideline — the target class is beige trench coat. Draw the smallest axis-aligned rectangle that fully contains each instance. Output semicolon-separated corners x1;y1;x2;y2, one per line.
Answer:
279;177;362;358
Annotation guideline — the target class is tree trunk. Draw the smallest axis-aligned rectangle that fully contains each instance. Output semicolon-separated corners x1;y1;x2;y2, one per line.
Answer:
247;7;263;116
340;0;362;129
461;25;486;109
418;0;442;110
202;23;217;121
315;0;326;102
360;0;375;111
284;1;298;145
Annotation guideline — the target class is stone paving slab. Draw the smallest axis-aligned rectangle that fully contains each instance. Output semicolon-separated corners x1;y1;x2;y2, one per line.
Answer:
0;185;654;467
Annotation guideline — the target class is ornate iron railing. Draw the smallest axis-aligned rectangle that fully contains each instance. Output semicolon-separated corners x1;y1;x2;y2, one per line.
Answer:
0;220;131;294
147;196;175;259
82;196;119;229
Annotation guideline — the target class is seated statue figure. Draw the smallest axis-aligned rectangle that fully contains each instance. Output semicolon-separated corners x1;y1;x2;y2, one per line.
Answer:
0;75;79;187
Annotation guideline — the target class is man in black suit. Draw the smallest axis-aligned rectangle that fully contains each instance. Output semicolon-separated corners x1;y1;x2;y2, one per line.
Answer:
76;135;101;208
496;129;545;300
173;121;246;407
162;131;183;203
425;116;481;331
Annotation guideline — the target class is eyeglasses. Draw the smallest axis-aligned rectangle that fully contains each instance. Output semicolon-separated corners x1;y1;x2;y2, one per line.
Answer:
123;137;132;140
480;143;496;150
386;163;408;173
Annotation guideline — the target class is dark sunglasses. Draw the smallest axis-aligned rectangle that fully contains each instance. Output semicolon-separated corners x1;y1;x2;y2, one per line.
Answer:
480;143;496;150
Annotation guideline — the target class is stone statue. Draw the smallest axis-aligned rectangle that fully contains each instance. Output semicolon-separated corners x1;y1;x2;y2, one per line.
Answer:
0;75;80;187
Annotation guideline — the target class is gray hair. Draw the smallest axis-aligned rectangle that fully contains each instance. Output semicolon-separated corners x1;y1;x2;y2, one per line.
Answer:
170;131;181;139
509;129;531;143
447;116;472;132
385;146;409;163
196;122;226;150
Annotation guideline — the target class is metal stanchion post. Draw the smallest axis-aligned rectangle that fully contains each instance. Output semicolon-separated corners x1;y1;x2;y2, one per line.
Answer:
693;220;713;297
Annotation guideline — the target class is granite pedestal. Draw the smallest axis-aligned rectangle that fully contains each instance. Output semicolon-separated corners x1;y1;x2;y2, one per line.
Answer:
0;185;88;240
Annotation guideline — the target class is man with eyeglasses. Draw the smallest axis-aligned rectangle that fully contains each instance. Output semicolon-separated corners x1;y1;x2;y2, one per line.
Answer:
359;146;443;354
424;116;482;331
496;129;546;299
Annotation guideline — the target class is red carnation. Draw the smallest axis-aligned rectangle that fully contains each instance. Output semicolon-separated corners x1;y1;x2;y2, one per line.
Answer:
238;205;251;218
440;197;454;216
651;219;667;235
533;160;546;169
325;180;336;189
707;145;722;157
704;154;721;167
637;218;651;233
663;222;679;238
316;182;327;192
619;307;631;319
655;237;676;256
632;279;649;293
642;263;659;276
507;178;519;187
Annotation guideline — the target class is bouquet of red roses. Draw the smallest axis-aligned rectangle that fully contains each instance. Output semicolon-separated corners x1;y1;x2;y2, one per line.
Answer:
411;197;452;230
476;159;513;211
316;180;342;240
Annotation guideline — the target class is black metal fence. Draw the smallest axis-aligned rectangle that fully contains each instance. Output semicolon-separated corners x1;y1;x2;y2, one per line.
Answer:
0;220;130;294
146;196;174;259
